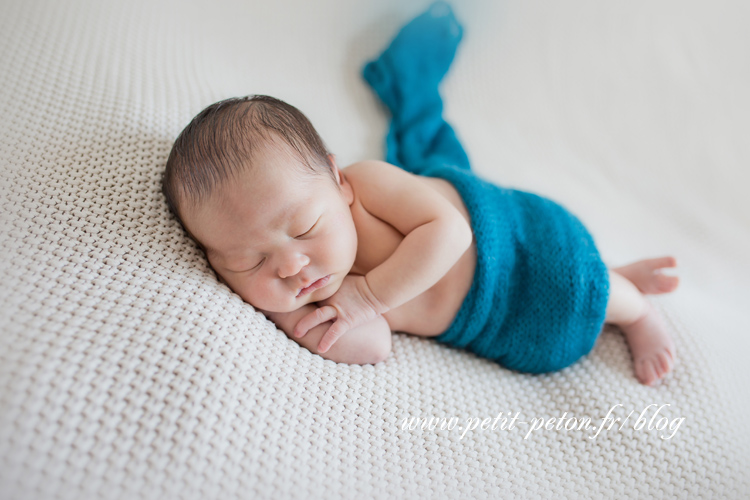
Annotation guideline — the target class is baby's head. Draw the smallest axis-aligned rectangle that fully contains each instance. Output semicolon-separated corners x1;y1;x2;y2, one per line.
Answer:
163;95;358;313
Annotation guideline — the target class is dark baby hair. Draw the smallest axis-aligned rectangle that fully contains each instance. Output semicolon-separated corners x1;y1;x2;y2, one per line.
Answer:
162;95;333;227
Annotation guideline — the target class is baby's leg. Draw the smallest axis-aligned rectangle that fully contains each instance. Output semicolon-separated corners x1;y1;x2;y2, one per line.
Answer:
605;259;678;385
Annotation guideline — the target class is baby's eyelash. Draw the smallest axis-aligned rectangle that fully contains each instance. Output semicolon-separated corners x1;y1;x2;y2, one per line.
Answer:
296;220;318;238
251;258;265;270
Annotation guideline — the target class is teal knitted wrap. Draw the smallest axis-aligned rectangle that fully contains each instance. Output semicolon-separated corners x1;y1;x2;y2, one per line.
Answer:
422;163;610;373
363;2;610;373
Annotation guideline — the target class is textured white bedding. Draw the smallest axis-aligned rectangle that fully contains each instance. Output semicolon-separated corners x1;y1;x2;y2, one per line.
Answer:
1;0;749;498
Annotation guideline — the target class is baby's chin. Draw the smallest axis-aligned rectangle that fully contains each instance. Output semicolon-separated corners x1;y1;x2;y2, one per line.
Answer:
310;286;338;304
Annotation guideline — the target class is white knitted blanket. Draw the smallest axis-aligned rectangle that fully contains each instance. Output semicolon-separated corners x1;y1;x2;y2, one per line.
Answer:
2;0;749;498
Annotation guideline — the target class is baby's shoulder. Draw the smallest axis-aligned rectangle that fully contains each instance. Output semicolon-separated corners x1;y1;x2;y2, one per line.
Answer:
342;160;412;194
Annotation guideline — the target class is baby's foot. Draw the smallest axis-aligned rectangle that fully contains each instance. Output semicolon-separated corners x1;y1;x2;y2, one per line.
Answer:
613;256;680;295
621;302;676;385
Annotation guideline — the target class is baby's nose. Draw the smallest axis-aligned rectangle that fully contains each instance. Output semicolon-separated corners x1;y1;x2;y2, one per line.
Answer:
277;252;310;279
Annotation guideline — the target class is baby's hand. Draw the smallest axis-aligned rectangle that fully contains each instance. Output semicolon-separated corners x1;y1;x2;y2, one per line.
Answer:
293;274;389;353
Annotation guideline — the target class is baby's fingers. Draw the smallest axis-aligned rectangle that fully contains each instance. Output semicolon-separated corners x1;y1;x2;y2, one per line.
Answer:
317;320;349;354
294;305;337;338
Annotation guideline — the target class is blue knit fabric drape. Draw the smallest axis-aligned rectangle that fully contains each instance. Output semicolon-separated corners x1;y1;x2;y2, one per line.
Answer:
363;2;610;373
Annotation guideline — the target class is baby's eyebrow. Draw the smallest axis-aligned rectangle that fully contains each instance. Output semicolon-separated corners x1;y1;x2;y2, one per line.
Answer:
270;202;303;233
261;202;312;240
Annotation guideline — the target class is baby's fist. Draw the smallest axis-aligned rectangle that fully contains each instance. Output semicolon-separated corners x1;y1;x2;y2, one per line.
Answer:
294;275;389;353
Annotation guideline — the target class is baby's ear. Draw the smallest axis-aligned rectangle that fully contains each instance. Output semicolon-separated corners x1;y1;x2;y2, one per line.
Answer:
327;153;337;170
329;156;354;204
328;155;342;183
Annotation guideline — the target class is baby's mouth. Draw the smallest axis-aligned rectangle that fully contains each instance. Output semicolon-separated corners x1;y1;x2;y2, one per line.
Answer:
296;275;331;298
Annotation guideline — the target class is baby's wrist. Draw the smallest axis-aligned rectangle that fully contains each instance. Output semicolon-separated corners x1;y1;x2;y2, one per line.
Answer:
361;274;391;315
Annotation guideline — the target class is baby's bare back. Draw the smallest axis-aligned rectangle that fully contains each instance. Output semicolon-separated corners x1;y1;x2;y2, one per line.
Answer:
346;168;477;336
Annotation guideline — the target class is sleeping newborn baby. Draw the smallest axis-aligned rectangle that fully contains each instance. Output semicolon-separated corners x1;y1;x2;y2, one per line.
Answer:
162;6;679;385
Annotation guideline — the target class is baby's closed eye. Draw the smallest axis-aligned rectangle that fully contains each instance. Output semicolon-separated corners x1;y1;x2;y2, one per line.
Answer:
295;218;319;238
224;258;264;273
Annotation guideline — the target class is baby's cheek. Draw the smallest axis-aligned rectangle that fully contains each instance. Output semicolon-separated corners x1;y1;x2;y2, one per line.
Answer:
224;279;247;302
245;278;286;310
224;275;256;302
329;212;358;240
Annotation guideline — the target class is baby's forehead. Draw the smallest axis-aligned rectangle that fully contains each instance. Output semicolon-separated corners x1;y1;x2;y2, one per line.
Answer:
211;167;321;216
189;141;332;213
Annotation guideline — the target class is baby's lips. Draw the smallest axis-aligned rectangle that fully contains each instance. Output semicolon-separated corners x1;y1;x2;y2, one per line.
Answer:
296;275;331;297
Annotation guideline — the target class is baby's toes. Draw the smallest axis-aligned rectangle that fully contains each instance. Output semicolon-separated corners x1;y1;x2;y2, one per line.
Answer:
657;350;674;375
649;256;677;270
654;273;680;293
636;358;658;386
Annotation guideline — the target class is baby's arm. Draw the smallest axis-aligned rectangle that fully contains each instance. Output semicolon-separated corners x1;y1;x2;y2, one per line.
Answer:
348;160;473;310
262;304;392;364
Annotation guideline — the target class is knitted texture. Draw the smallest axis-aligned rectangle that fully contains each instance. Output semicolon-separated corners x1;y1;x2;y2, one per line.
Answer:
363;3;610;373
2;0;750;499
362;2;470;172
